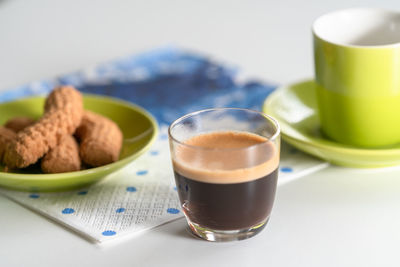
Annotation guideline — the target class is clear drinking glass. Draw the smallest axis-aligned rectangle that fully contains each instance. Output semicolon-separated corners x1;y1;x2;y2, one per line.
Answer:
168;108;280;242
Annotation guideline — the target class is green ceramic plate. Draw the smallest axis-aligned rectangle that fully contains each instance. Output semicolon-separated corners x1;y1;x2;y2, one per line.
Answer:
263;79;400;168
0;94;158;191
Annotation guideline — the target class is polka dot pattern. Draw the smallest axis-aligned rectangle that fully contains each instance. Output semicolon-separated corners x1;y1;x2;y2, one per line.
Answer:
116;208;126;213
102;230;116;236
136;170;148;176
62;208;75;214
167;208;180;214
280;167;293;173
150;151;159;156
126;186;137;192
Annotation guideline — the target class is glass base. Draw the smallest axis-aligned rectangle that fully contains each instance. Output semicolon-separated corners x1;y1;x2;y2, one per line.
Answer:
187;218;269;242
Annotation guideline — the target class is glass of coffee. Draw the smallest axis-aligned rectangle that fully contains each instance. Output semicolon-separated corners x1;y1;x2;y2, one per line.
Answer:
168;108;280;242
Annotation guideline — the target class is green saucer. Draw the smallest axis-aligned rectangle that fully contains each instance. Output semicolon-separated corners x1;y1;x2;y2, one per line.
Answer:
0;94;158;191
263;79;400;168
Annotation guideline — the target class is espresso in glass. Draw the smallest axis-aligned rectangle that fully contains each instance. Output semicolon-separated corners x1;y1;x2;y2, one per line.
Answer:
169;109;280;242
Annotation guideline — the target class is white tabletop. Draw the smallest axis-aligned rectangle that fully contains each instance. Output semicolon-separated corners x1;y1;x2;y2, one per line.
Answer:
1;0;400;266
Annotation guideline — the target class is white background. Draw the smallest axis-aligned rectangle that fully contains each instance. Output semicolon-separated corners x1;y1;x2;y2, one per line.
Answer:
1;0;400;266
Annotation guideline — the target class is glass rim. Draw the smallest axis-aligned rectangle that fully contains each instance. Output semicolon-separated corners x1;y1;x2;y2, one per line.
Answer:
168;108;280;151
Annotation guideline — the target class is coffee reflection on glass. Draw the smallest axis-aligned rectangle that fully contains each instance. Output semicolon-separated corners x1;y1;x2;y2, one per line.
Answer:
168;108;280;242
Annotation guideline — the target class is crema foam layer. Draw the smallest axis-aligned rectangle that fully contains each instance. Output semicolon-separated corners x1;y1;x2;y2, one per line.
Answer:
172;131;279;184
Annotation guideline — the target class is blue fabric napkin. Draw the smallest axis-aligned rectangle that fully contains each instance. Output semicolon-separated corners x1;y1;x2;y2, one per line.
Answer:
0;46;276;127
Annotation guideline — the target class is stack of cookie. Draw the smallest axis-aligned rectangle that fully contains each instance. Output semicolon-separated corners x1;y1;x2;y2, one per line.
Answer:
0;86;123;173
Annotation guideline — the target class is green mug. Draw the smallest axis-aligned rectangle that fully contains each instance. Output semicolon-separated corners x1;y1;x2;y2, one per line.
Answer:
313;8;400;147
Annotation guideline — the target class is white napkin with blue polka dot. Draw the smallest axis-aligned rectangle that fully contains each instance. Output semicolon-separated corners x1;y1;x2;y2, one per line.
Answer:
0;126;327;243
0;47;328;243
